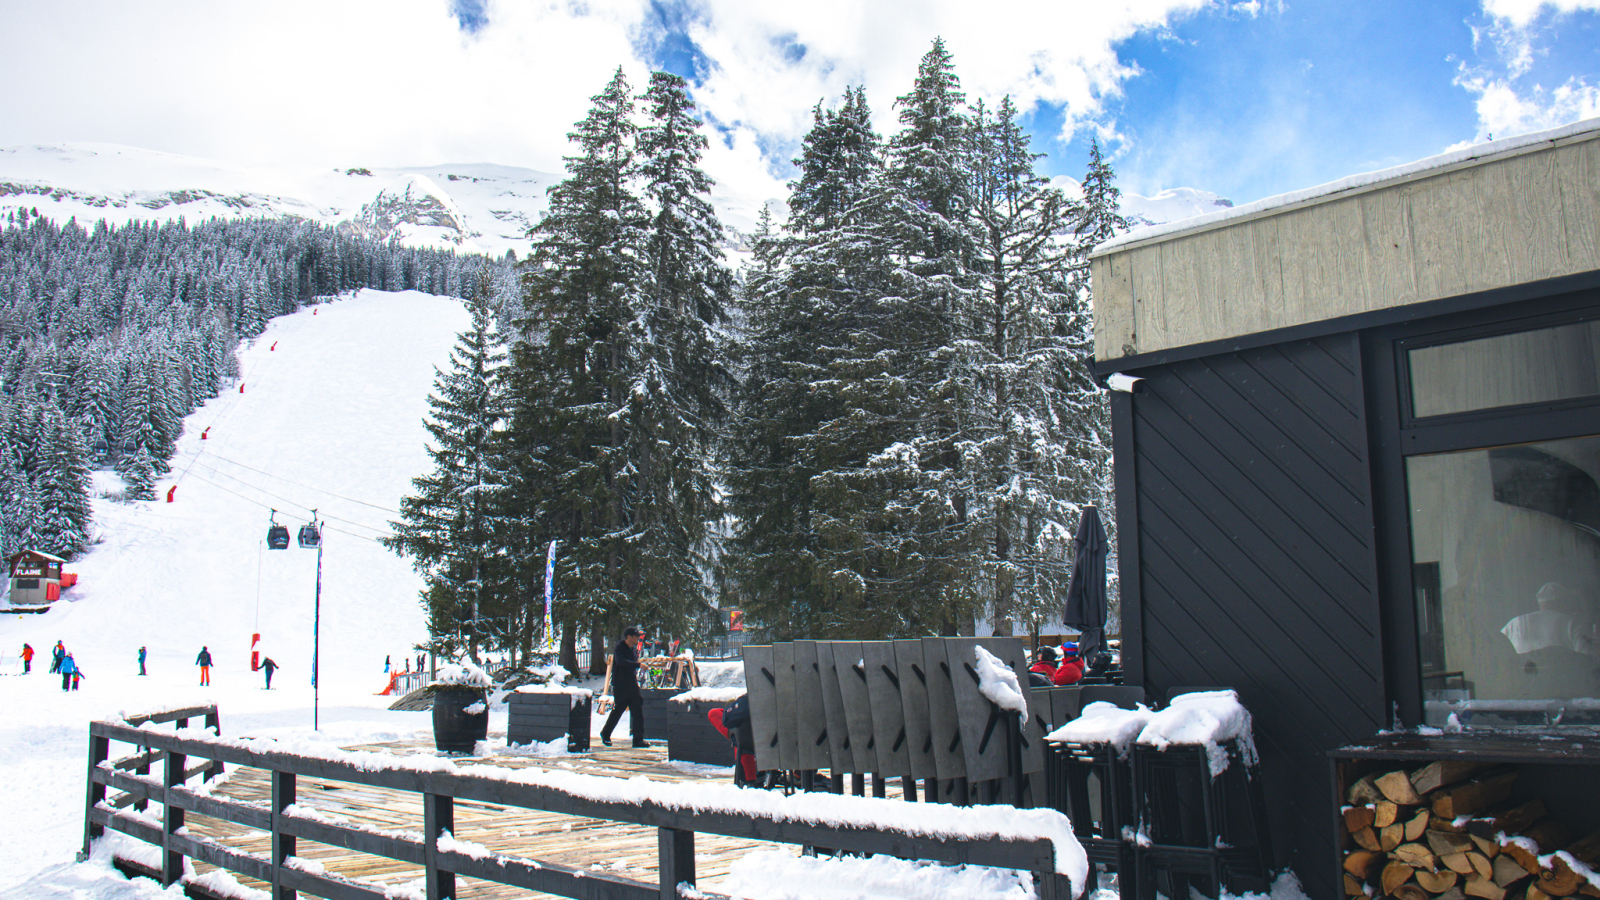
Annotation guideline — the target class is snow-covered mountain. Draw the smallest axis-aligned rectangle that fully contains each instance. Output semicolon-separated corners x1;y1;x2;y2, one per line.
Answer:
1118;185;1235;226
0;143;557;256
3;143;1230;261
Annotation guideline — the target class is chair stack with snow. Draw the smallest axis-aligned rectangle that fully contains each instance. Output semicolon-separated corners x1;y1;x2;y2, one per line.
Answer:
1043;686;1151;895
1130;689;1273;900
741;637;1051;805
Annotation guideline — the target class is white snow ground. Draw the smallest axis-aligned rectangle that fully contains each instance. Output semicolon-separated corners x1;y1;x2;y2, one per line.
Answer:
0;288;467;893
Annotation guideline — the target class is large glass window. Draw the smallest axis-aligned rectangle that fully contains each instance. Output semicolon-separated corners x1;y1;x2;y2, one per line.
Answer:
1409;319;1600;418
1408;434;1600;726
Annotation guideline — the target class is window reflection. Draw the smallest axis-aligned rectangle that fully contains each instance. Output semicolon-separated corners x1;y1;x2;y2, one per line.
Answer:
1409;435;1600;727
1409;320;1600;418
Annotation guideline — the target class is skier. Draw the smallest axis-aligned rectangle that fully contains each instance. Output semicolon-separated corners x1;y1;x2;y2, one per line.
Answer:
138;646;147;676
20;643;33;674
71;660;85;691
50;641;65;674
196;646;213;686
261;656;278;689
59;652;77;691
384;655;391;674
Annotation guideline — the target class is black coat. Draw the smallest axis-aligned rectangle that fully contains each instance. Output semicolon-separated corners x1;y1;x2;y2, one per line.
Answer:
611;640;641;699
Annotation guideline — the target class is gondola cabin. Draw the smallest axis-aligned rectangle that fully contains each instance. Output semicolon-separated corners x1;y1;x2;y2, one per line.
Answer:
1090;119;1600;896
7;549;70;606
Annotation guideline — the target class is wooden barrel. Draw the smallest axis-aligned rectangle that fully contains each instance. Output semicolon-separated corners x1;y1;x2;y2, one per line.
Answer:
432;687;489;753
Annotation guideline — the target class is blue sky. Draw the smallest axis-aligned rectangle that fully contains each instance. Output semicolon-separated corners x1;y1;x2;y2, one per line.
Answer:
1;0;1596;215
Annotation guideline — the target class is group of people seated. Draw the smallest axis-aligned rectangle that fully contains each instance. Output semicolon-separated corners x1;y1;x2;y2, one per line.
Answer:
1028;642;1085;686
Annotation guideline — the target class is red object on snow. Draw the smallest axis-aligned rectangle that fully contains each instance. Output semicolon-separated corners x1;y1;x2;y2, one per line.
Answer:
240;384;245;393
251;633;260;671
201;427;210;440
166;485;176;503
60;573;77;588
46;582;60;602
270;342;277;351
313;309;317;315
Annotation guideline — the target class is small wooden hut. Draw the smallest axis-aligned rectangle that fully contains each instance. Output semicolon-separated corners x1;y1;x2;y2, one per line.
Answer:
7;549;68;605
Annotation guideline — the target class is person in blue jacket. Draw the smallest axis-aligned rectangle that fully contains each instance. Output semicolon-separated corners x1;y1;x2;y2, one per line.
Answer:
60;652;77;691
138;646;147;676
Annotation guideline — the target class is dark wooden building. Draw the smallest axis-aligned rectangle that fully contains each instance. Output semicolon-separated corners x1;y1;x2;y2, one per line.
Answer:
1090;120;1600;895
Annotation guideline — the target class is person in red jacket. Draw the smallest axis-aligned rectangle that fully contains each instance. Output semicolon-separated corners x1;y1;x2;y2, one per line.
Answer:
1052;642;1086;685
1028;646;1058;686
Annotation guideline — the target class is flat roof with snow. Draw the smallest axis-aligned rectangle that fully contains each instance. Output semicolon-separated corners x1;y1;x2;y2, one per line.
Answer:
1090;118;1600;365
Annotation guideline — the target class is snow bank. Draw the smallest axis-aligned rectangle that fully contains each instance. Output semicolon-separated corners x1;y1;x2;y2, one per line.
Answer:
432;662;491;688
973;645;1027;721
719;847;1038;900
671;687;745;704
1045;702;1154;757
1134;690;1257;777
512;685;593;707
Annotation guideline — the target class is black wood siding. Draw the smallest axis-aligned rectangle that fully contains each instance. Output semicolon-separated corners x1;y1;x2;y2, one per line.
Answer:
1121;333;1387;896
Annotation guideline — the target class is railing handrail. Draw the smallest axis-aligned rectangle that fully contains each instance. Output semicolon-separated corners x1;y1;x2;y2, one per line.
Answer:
85;714;1075;900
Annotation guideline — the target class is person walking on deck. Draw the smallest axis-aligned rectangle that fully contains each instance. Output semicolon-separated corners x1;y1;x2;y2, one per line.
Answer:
599;626;648;748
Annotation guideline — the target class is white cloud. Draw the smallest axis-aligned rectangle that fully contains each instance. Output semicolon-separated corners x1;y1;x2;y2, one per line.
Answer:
1457;0;1600;143
0;0;1209;216
1480;0;1600;27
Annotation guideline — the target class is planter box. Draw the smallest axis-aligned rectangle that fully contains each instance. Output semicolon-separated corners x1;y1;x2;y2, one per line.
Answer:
637;689;675;741
667;698;733;766
432;687;489;753
508;689;593;752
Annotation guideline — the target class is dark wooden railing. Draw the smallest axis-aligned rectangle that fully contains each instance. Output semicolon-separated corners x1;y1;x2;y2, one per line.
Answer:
84;710;1075;900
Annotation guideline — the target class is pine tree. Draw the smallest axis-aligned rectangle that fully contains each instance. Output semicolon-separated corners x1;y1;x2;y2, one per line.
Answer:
33;408;93;557
385;288;510;663
965;96;1087;637
631;71;733;634
726;88;891;639
808;39;982;637
505;68;651;656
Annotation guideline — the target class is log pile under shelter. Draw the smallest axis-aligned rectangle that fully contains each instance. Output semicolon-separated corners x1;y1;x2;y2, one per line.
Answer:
1343;761;1600;900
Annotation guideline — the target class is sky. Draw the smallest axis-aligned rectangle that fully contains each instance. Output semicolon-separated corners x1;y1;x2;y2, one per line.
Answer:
0;0;1597;211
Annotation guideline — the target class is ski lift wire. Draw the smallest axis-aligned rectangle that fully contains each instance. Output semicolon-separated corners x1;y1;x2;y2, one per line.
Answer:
177;464;394;535
194;451;402;514
174;471;393;542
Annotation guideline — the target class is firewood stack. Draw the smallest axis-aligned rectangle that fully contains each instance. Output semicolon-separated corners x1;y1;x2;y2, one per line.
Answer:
1343;762;1600;900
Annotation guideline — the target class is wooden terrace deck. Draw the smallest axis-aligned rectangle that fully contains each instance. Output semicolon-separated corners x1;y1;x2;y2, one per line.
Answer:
178;734;779;899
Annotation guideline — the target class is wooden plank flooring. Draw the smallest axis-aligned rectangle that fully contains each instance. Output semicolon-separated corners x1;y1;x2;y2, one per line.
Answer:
172;735;781;899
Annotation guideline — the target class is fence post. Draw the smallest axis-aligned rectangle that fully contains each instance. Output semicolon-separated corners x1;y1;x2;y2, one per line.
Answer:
204;707;224;781
657;827;695;900
135;738;152;813
162;744;188;886
272;770;296;900
424;793;455;900
79;732;109;861
1034;870;1073;900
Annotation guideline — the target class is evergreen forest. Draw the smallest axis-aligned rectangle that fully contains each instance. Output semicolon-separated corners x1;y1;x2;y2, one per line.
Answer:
0;209;499;560
385;41;1131;672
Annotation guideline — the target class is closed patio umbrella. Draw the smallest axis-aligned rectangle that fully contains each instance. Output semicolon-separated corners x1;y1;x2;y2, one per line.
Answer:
1063;505;1107;660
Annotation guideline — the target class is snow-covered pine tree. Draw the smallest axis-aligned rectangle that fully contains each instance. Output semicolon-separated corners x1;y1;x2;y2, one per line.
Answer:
630;70;734;636
809;39;983;637
384;287;510;664
505;68;651;659
121;445;157;501
726;87;892;639
33;406;93;557
965;96;1087;637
